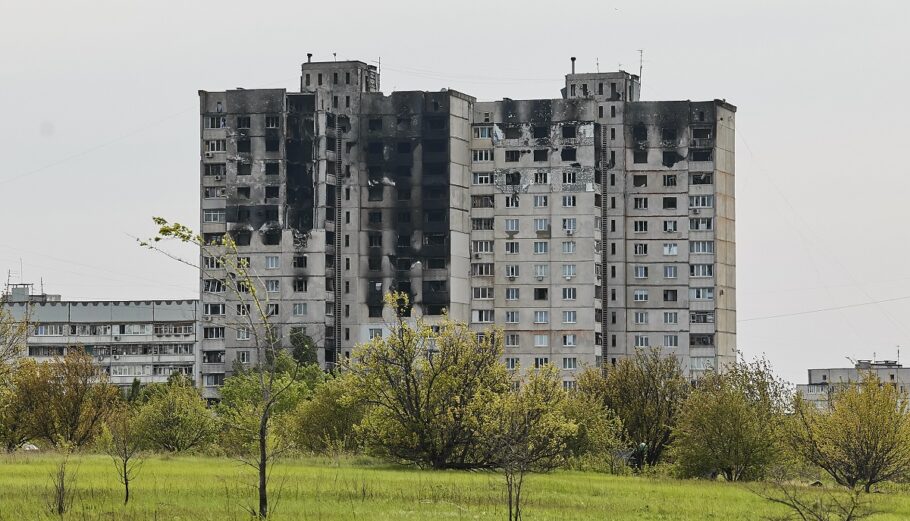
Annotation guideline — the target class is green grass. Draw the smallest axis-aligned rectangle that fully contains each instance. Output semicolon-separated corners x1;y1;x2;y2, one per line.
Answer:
2;454;910;520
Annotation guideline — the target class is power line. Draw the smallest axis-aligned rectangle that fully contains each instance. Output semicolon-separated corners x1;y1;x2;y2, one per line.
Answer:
739;295;910;323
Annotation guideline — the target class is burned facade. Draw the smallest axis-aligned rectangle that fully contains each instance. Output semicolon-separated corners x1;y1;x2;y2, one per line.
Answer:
198;57;736;395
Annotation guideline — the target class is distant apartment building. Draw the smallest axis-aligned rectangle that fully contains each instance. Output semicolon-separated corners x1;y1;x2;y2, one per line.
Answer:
2;283;199;389
796;359;910;408
197;55;736;396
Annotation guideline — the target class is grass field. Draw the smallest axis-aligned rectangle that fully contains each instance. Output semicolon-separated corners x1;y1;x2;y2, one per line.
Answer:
2;454;910;520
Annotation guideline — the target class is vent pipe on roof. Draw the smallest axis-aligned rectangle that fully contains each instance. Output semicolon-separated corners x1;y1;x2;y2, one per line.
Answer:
307;53;313;63
571;56;576;74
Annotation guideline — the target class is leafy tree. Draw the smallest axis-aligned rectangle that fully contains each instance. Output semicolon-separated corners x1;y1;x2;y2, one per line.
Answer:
17;348;120;447
0;296;29;371
346;292;509;469
560;391;626;473
482;365;577;521
290;328;318;367
100;405;145;504
672;358;789;481
578;348;689;467
136;375;216;453
282;372;364;453
0;361;35;452
789;372;910;492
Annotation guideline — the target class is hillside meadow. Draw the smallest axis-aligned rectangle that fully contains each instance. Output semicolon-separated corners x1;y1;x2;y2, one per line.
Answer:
2;454;910;520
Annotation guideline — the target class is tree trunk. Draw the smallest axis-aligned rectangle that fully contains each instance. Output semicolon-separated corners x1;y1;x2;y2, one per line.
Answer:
259;409;269;519
124;460;130;504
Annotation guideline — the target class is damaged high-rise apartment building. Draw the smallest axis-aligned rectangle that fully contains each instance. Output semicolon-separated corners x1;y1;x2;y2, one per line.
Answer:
198;56;735;397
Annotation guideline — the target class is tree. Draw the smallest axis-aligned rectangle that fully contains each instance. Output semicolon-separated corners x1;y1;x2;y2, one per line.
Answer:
282;372;365;454
0;295;29;371
100;405;145;504
578;348;689;467
560;391;626;473
482;365;577;521
789;372;910;492
345;292;510;469
17;348;120;448
754;467;873;521
136;375;216;453
672;358;789;481
290;328;318;367
143;217;315;518
0;361;35;452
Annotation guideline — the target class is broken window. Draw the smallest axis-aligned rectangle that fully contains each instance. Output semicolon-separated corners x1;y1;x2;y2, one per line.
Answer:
368;233;382;248
265;162;279;176
368;118;383;131
237;116;251;129
562;125;576;138
661;127;677;141
425;210;446;223
427;118;446;130
265;116;280;129
293;278;307;292
504;126;520;139
368;185;383;201
397;187;411;200
505;150;520;162
561;147;577;161
368;257;381;271
633;175;647;187
265;139;280;152
663;197;677;210
633;150;648;163
663;174;677;187
691;173;713;185
692;128;712;139
691;150;713;161
293;256;307;268
397;142;411;154
237;139;251;153
265;186;279;199
368;211;382;224
662;151;681;167
533;149;548;162
581;84;588;96
633;124;648;142
424;163;446;176
367;142;383;155
424;140;446;153
427;258;445;269
397;117;411;130
236;187;250;199
505;172;522;185
534;288;549;300
532;126;548;139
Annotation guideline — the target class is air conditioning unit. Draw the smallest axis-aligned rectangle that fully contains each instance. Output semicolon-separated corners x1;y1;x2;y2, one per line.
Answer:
473;253;481;259
692;208;700;214
114;336;121;341
205;152;214;158
565;275;573;280
214;175;223;181
508;276;516;281
536;276;545;281
113;355;120;360
203;316;212;322
566;229;574;235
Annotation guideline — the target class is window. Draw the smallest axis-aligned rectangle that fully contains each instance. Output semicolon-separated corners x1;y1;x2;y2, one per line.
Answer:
473;287;494;299
663;220;678;233
634;311;648;324
265;186;279;199
506;311;519;323
205;140;226;152
472;172;492;185
664;265;678;278
473;309;494;323
535;264;549;278
504;194;520;208
690;264;714;277
563;334;577;347
534;218;550;232
689;195;714;208
663;243;678;255
633;220;648;233
203;279;225;293
634;335;650;347
472;263;494;276
663;174;677;186
505;150;520;162
534;171;549;184
265;115;279;128
633;243;648;256
472;149;493;162
562;218;577;232
691;334;715;346
691;311;716;323
266;304;279;317
691;173;713;185
563;310;577;324
633;175;647;187
633;150;648;163
663;289;678;302
473;126;492;138
689;217;713;230
634;266;648;279
533;195;548;208
562;241;576;254
563;357;578;370
534;310;549;324
690;287;715;300
368;211;382;224
265;256;279;269
533;241;548;254
691;149;713;161
662;197;678;210
534;357;550;369
561;147;577;161
633;289;649;302
266;279;280;293
534;335;549;348
203;187;226;199
505;357;518;370
472;218;494;230
203;209;225;223
505;265;520;278
471;195;494;208
690;241;715;254
293;278;307;292
505;334;520;347
204;164;226;176
369;328;383;340
293;303;308;316
562;264;576;278
203;327;225;339
533;149;548;162
633;197;648;209
472;240;493;254
505;218;519;232
562;287;577;300
204;115;226;129
664;311;678;324
664;335;679;347
562;195;577;207
505;287;519;300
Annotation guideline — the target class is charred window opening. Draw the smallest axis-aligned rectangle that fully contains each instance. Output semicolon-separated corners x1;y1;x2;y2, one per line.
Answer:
293;256;307;268
293;278;307;292
633;150;648;164
397;234;410;248
633;124;648;142
367;142;383;155
698;111;706;122
237;139;251;153
398;211;411;223
691;149;713;161
368;118;383;131
424;234;446;246
427;258;445;269
368;211;382;224
237;116;251;129
424;140;446;153
533;149;548;162
337;115;350;133
265;162;279;176
397;187;411;200
504;127;521;139
367;166;382;180
661;128;677;142
692;128;712;139
235;207;251;222
265;139;280;152
261;229;281;245
425;304;445;316
265;186;279;199
662;151;684;167
397;142;412;154
396;165;411;178
532;126;548;139
633;175;647;187
561;147;577;161
368;306;383;317
368;185;383;201
562;125;577;138
368;257;381;271
534;288;549;300
236;187;250;199
425;187;446;200
396;257;411;270
505;172;522;186
237;162;251;176
663;197;678;210
397;117;411;130
425;210;446;223
424;163;446;176
505;150;520;163
326;137;336;151
203;233;223;245
230;230;251;246
427;118;446;130
368;233;382;248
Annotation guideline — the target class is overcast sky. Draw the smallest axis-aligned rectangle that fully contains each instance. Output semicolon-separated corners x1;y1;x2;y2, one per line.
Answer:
2;0;908;383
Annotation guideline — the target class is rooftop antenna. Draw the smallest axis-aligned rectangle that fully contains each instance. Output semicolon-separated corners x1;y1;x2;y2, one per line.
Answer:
596;57;600;73
637;49;644;92
333;52;337;62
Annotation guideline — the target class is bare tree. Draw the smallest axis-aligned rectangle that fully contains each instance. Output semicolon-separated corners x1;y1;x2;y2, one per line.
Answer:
101;405;145;504
754;468;873;521
143;218;315;519
46;441;78;517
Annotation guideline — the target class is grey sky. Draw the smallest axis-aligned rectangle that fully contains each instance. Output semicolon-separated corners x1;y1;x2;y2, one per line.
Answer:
2;0;908;383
